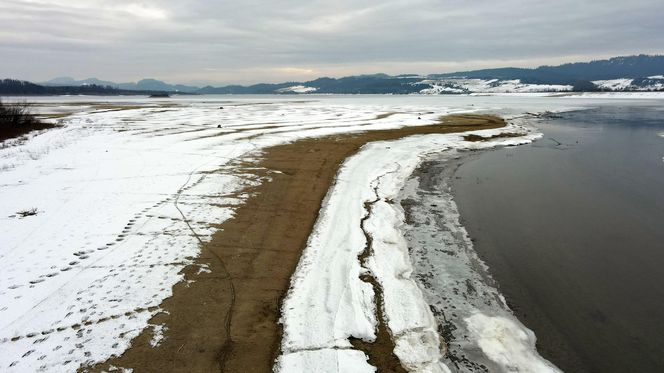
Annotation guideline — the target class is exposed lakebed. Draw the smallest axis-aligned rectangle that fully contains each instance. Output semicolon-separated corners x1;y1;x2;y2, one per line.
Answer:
3;95;663;372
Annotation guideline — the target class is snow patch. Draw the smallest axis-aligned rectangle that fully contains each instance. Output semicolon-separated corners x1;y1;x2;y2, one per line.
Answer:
197;263;212;275
465;313;561;373
149;324;166;348
276;85;318;94
107;365;133;372
592;78;634;90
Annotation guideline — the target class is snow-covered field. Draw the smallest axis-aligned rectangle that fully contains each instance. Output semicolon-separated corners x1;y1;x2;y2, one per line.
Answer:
0;97;480;371
592;77;664;91
592;78;635;90
417;79;572;94
1;94;662;372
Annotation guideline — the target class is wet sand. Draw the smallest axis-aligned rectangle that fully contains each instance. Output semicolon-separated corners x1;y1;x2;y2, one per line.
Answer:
90;114;505;372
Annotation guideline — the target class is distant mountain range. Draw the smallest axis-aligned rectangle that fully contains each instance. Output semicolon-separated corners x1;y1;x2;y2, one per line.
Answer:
41;77;200;93
3;55;663;96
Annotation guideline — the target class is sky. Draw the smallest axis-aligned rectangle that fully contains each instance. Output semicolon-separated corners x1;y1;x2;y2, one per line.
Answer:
1;0;663;85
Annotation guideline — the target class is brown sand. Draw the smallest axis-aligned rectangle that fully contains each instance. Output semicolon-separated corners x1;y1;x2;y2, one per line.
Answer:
90;114;505;373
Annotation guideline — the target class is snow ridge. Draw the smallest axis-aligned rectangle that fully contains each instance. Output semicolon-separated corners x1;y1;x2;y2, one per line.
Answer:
277;122;547;372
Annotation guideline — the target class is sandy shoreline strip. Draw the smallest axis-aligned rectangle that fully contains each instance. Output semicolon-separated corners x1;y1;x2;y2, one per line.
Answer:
91;114;506;373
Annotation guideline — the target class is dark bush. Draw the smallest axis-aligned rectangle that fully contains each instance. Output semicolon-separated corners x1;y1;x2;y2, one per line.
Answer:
0;100;41;127
0;100;53;141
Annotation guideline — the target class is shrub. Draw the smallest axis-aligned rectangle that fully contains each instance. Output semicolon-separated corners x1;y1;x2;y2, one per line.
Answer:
0;100;53;141
0;100;41;127
17;207;38;218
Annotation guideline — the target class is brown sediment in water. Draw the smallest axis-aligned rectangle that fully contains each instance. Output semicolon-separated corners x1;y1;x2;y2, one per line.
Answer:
89;114;505;373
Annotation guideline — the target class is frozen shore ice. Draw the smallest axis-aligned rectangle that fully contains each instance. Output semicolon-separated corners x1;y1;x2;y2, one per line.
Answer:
277;119;549;372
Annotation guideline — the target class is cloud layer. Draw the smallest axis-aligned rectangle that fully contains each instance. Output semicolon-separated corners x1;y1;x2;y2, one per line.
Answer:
2;0;663;84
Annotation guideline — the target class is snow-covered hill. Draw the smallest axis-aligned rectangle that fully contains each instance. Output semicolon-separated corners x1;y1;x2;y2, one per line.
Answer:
275;85;318;93
417;78;573;94
592;76;664;91
415;75;664;95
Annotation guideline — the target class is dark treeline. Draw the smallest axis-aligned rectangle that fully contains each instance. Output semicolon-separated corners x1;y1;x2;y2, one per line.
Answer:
197;75;430;94
0;79;169;96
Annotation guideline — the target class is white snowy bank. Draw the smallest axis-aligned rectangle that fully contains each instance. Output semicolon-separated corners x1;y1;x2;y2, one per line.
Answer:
276;120;559;372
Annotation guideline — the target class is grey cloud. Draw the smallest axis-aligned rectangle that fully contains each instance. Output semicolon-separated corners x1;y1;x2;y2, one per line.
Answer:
1;0;663;84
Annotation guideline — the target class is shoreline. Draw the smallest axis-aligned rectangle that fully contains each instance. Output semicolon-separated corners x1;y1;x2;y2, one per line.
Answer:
92;115;507;372
400;141;560;372
449;108;664;372
4;97;662;372
275;119;546;372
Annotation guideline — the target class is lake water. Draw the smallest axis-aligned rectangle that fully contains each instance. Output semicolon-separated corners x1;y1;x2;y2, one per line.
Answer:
453;106;664;372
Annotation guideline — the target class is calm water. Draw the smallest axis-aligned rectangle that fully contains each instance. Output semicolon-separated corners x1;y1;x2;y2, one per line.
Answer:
453;106;664;372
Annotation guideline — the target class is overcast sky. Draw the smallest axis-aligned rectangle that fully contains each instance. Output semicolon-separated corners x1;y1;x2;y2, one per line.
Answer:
1;0;663;85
